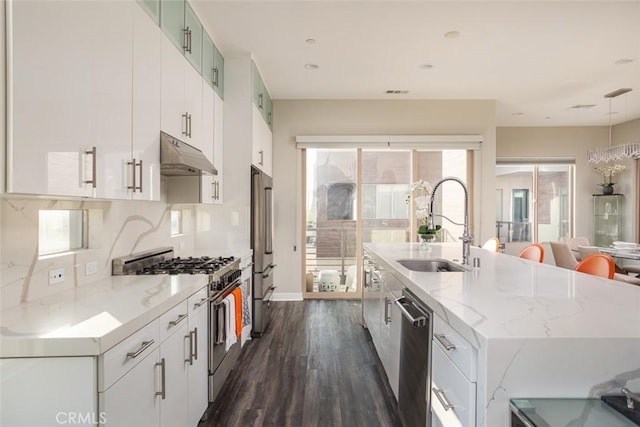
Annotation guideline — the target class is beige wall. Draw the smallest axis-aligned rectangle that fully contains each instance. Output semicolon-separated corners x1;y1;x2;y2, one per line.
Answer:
272;99;496;296
496;126;637;242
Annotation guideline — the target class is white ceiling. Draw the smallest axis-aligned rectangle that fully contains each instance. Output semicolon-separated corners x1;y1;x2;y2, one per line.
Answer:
192;0;640;127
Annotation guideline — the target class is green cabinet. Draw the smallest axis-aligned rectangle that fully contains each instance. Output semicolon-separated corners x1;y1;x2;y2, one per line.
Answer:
184;2;202;73
160;0;202;73
251;60;273;129
593;194;623;247
213;46;225;99
160;0;184;51
203;31;224;99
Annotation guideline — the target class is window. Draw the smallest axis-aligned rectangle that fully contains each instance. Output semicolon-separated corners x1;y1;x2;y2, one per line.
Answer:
496;162;573;243
38;210;86;256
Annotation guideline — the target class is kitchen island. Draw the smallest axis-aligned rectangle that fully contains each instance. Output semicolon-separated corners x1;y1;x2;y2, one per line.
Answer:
364;242;640;427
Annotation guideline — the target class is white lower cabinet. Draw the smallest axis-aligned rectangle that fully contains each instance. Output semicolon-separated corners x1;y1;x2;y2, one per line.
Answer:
362;258;383;351
187;291;210;427
380;276;402;399
159;319;190;427
431;314;477;427
431;343;476;427
100;348;161;427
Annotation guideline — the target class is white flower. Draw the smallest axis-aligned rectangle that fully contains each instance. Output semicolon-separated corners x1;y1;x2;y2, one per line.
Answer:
414;195;429;210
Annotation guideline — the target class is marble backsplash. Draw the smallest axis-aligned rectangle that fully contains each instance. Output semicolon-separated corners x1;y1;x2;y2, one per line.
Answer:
0;197;206;309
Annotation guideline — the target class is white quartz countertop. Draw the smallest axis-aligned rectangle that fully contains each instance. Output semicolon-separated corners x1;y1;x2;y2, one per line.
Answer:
0;274;209;358
365;243;640;349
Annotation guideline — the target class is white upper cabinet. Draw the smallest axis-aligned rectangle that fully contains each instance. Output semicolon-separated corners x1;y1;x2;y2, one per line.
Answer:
8;0;161;200
161;32;203;150
131;3;162;201
9;0;132;198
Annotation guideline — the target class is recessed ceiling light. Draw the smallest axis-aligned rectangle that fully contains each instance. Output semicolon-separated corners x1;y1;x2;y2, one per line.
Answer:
614;58;634;65
604;88;632;98
444;31;460;39
385;90;409;95
512;112;524;116
419;63;434;70
569;104;596;109
304;63;319;70
305;38;316;44
544;116;551;120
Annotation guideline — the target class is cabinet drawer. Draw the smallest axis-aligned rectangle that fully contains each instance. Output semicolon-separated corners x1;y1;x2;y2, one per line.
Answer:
431;343;476;427
159;300;189;343
100;318;159;391
433;315;477;382
187;286;209;317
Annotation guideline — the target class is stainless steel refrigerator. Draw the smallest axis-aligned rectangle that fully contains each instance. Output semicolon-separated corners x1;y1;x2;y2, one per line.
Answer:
251;166;276;337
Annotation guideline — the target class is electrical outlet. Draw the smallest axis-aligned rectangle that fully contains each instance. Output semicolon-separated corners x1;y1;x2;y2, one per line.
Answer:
85;261;98;276
49;268;65;285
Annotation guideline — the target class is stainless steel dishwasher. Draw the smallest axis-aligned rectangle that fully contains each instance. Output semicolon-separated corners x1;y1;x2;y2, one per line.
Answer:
396;288;432;427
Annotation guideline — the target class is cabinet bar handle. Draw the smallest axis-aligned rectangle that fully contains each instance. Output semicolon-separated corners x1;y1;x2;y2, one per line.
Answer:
432;387;454;411
194;297;209;309
185;332;193;365
259;150;264;166
127;158;137;191
258;93;263;109
384;297;391;324
156;358;166;399
168;313;187;327
183;27;191;53
434;333;456;351
268;112;272;126
192;327;198;361
83;146;97;188
126;339;155;359
182;113;189;136
213;68;219;87
187;113;192;138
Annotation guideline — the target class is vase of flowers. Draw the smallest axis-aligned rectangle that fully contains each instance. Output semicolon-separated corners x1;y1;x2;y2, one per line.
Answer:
594;164;625;195
407;180;441;247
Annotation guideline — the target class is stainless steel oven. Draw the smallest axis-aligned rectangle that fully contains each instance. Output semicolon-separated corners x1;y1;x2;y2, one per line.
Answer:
208;268;242;402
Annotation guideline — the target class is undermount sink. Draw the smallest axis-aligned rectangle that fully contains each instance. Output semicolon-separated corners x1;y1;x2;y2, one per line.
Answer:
396;258;467;272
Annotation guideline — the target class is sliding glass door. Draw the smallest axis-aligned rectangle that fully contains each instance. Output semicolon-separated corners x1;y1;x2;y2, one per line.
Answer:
303;148;471;298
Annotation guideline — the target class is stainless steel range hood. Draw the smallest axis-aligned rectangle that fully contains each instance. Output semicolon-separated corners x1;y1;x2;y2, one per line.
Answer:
160;131;217;176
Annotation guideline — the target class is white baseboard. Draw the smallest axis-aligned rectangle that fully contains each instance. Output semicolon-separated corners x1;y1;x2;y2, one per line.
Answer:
271;292;303;301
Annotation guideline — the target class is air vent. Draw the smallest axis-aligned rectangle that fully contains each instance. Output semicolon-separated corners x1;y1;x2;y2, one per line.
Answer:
569;104;596;109
385;90;409;95
604;88;632;98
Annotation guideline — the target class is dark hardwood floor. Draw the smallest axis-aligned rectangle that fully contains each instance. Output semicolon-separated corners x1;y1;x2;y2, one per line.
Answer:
201;300;402;427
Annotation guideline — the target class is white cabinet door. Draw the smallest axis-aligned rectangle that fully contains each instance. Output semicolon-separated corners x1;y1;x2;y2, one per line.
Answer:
159;320;189;427
161;32;187;140
9;0;132;198
380;283;401;399
187;305;209;427
200;84;215;204
362;264;383;354
212;92;224;204
1;357;96;427
131;3;161;201
100;348;160;427
251;105;273;176
184;62;204;149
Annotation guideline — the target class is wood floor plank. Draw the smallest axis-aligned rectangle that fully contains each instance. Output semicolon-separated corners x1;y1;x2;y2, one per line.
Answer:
201;300;401;427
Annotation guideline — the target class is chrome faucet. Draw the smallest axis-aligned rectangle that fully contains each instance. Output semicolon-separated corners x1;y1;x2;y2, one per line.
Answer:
428;177;473;265
622;387;640;409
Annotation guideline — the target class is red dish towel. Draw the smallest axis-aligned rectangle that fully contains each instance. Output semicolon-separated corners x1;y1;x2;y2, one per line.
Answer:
231;287;242;338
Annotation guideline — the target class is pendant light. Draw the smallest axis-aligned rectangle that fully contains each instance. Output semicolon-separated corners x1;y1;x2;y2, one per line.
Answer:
587;88;640;163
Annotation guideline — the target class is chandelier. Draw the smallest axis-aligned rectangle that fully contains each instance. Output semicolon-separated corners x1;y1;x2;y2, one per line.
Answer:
587;88;639;164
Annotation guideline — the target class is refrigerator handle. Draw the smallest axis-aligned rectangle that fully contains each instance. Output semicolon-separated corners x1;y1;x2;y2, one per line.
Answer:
265;186;273;255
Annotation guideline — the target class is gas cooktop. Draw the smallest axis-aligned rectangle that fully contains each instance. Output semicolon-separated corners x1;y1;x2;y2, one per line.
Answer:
112;247;235;276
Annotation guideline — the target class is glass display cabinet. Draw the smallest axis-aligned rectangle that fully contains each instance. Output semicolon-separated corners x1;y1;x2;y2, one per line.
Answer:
593;194;623;247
